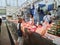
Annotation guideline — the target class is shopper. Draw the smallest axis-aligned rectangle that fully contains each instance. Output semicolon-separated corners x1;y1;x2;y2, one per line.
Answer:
17;18;23;45
43;12;52;24
0;16;2;33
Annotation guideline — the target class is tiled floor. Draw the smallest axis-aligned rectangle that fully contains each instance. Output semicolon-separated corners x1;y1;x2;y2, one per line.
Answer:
0;23;11;45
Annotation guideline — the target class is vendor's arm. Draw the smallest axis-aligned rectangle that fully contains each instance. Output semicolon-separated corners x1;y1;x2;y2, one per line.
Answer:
36;27;47;36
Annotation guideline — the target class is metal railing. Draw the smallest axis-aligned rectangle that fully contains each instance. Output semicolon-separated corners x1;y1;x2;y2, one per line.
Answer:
6;20;18;42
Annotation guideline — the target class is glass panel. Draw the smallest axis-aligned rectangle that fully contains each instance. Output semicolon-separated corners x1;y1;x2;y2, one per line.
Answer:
0;0;6;6
6;0;17;6
18;0;27;6
0;0;27;7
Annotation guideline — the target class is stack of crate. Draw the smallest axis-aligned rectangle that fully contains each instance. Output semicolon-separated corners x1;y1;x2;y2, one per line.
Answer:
48;20;60;36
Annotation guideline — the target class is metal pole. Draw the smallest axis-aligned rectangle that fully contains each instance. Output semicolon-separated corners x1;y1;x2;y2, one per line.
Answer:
17;0;18;7
54;0;57;16
5;0;7;6
1;0;2;6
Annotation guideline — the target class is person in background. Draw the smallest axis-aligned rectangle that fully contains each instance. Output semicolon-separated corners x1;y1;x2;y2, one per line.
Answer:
17;18;23;45
29;14;34;25
37;7;45;24
34;9;39;25
0;16;2;33
43;12;52;24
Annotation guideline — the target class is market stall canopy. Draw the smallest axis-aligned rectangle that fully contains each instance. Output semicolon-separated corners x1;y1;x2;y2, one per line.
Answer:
38;0;46;8
38;4;46;8
47;4;54;11
38;0;54;11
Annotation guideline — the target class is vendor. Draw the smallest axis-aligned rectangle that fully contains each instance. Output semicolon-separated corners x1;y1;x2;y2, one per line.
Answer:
36;19;52;37
43;12;52;24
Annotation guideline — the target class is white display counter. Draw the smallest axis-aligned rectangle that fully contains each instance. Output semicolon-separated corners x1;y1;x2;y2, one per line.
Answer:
46;33;60;45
